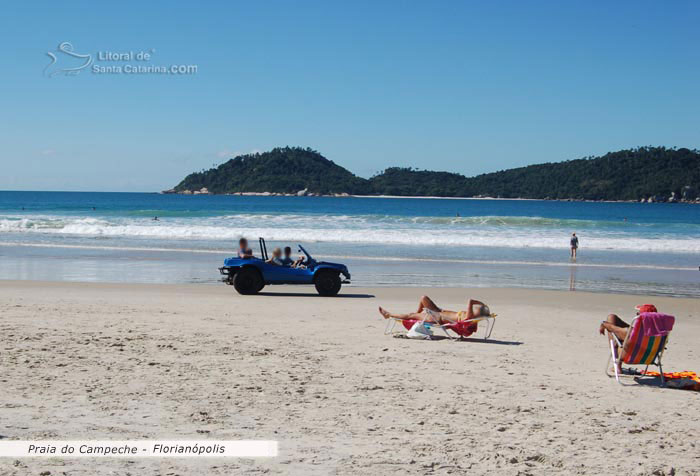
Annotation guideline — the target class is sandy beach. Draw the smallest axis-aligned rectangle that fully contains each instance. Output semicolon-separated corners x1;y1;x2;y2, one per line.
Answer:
1;280;698;475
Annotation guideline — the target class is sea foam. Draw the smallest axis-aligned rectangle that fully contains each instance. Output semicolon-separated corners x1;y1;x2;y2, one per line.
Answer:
1;214;699;253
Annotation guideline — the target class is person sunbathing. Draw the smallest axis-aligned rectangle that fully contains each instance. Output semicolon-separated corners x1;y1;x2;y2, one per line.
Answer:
599;304;657;345
600;304;658;374
379;296;490;324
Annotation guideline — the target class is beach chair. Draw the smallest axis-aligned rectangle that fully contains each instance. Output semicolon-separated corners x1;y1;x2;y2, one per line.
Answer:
384;308;496;340
605;312;674;386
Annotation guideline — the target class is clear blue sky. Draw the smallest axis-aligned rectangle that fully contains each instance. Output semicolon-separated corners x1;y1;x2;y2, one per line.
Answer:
2;1;699;191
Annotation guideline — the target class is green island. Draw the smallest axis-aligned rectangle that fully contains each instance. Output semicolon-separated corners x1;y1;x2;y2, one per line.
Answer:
166;146;700;202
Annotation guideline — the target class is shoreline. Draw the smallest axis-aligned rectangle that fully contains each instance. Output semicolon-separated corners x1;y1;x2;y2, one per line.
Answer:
2;269;699;299
2;241;699;297
163;190;699;204
1;243;696;271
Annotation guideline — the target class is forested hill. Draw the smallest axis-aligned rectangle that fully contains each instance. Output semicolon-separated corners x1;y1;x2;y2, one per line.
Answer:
462;147;700;201
169;146;700;202
172;147;368;195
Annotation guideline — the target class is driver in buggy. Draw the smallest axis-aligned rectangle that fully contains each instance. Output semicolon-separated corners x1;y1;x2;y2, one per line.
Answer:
293;254;307;268
281;245;310;268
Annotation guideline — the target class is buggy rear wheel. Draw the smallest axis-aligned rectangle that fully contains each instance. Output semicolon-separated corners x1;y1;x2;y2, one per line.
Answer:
233;267;263;295
314;269;341;296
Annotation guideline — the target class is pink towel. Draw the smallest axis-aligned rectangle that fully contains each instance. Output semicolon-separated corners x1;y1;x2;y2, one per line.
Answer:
638;312;675;337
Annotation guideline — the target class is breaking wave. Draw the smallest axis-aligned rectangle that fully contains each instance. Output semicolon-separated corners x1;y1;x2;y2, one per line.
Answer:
1;214;699;253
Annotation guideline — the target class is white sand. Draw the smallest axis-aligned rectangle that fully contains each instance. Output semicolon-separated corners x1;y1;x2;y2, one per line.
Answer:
1;281;698;475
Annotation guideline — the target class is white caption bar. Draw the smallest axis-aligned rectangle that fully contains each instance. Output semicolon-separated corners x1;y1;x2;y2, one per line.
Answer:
0;440;278;458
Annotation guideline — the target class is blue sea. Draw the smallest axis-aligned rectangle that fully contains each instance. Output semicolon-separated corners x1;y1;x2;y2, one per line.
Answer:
1;191;699;296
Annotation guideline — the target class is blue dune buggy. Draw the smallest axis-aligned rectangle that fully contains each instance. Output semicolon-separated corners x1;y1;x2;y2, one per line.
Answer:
219;238;351;296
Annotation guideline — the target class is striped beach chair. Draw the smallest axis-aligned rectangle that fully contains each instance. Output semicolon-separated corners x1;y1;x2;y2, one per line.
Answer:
605;312;674;386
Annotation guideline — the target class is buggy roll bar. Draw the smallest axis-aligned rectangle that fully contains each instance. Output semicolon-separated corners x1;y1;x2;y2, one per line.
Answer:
259;237;269;261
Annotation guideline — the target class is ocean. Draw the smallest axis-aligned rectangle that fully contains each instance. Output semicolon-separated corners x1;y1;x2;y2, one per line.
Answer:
1;191;698;296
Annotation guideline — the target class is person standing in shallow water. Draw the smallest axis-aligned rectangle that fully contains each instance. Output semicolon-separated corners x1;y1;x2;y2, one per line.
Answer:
570;232;579;259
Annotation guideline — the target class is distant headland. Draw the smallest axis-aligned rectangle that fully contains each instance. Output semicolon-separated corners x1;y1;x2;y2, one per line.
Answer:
164;146;700;203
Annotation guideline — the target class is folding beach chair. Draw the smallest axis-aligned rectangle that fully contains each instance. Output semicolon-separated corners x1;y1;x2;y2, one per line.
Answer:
605;312;674;386
384;308;496;340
